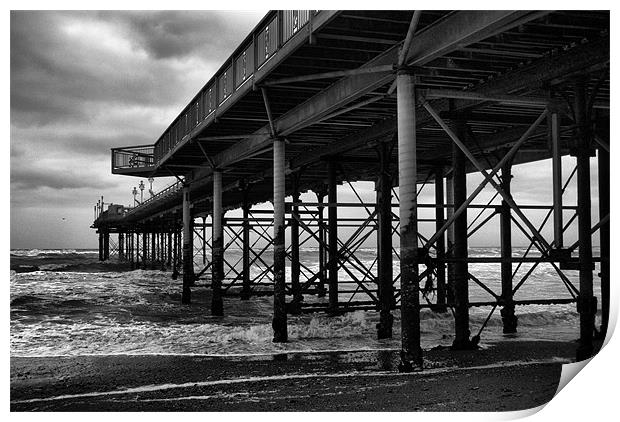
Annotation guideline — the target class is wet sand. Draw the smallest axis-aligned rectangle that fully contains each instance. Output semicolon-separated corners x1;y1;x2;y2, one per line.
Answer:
11;340;580;411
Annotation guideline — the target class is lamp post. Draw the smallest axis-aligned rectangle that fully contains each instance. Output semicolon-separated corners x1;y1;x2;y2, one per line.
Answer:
148;177;154;198
132;187;138;206
139;180;145;203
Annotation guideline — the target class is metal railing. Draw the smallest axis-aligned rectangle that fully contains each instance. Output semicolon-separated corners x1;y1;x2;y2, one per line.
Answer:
147;10;318;165
126;180;184;216
112;145;155;171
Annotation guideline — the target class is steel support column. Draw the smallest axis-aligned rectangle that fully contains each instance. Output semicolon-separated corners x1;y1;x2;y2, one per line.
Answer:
500;160;517;333
452;122;472;350
598;135;610;339
574;79;595;361
241;188;251;300
118;233;124;260
212;171;224;316
98;232;104;261
376;142;394;338
397;69;422;371
434;165;447;313
290;175;303;313
273;137;288;342
551;110;564;248
446;174;455;305
103;231;110;261
316;190;327;297
151;231;156;269
167;230;172;267
328;160;339;313
172;228;179;280
182;185;193;304
142;229;147;270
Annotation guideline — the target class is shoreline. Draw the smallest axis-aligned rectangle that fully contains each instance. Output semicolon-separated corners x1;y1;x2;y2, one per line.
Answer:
11;339;585;411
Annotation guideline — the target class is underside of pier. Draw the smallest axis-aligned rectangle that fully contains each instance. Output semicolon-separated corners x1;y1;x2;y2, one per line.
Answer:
93;10;610;368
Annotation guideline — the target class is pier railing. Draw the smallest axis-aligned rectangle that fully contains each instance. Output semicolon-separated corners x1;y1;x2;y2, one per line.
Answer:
151;10;319;164
111;145;156;173
125;180;184;216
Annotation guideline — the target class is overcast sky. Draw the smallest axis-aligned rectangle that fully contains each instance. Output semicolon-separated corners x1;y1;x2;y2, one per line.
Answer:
10;10;600;250
10;10;267;249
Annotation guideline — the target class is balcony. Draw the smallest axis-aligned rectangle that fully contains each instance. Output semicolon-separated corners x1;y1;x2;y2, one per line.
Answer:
111;144;156;176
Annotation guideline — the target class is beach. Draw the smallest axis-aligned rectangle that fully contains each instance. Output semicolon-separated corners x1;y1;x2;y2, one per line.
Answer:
11;340;577;411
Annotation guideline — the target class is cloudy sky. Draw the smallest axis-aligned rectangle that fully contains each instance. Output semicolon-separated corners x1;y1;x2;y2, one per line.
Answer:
10;10;267;249
10;10;600;250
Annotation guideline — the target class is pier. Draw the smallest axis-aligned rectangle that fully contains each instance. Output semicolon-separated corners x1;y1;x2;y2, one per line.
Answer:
92;10;609;368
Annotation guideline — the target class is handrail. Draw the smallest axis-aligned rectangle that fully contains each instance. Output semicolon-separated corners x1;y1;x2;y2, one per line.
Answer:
151;10;320;166
125;180;184;216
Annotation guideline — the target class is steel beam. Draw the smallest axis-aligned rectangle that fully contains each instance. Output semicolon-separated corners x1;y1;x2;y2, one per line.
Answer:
211;171;224;316
598;133;610;339
316;190;327;297
500;160;517;334
328;160;339;313
550;110;564;248
451;122;472;350
397;69;422;371
290;175;303;313
434;165;447;313
273;137;288;342
376;142;394;338
182;185;193;304
574;79;595;361
241;188;251;300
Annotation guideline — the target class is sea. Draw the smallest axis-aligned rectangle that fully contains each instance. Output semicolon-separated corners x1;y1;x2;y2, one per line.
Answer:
10;247;601;357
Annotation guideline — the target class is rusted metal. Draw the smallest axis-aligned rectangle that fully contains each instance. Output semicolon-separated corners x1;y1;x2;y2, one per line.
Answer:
397;69;422;371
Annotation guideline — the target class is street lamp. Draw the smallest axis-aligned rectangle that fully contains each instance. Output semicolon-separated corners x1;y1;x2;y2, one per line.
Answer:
139;180;145;203
132;187;138;206
148;177;154;197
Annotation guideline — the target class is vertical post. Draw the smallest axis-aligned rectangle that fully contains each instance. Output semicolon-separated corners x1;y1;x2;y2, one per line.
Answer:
376;142;394;338
172;227;179;280
212;172;224;315
500;159;517;333
103;231;110;261
327;160;339;313
598;128;609;339
273;137;288;342
290;174;302;313
316;190;327;297
551;109;564;248
130;232;134;269
151;231;156;269
167;230;172;267
118;233;124;261
98;232;104;261
397;69;422;371
241;188;251;300
434;164;447;313
160;227;166;271
452;122;472;350
182;184;193;304
142;229;148;270
446;174;455;305
574;79;595;361
202;216;207;265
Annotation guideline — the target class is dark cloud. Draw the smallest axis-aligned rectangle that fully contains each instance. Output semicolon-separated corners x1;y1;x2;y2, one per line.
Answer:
11;166;118;191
